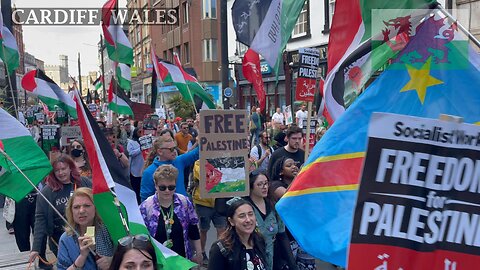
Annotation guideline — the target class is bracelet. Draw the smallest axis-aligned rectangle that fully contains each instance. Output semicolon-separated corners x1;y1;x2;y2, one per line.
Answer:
73;261;83;270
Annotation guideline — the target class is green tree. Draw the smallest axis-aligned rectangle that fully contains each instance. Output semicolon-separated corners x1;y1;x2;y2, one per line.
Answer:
166;94;195;119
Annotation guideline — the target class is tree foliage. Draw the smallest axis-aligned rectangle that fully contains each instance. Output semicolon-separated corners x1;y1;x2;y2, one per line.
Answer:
166;94;195;119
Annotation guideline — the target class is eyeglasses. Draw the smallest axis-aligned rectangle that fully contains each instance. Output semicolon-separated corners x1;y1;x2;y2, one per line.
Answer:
160;147;176;152
158;185;176;191
118;234;149;247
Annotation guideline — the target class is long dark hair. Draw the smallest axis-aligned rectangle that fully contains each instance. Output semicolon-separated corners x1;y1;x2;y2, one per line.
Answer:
249;169;274;209
68;139;91;172
269;156;289;182
109;237;157;270
132;128;141;142
219;198;266;259
45;154;82;192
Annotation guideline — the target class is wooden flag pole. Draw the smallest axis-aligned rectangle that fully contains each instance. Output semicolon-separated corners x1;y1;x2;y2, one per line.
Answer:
304;101;313;161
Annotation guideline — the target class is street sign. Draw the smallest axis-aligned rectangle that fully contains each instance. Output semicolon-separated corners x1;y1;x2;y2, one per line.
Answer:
224;87;233;98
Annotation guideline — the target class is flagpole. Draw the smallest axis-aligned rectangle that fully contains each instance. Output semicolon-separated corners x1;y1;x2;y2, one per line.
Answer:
0;148;98;257
436;5;480;48
174;52;199;115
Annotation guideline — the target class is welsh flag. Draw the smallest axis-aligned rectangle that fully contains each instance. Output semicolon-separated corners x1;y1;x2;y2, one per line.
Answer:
73;90;195;270
21;69;78;118
108;78;134;116
155;53;215;109
0;8;19;73
0;108;52;202
116;63;131;91
323;0;438;122
102;0;133;65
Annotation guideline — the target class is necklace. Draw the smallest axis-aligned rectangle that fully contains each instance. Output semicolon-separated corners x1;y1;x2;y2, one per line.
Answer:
159;203;174;248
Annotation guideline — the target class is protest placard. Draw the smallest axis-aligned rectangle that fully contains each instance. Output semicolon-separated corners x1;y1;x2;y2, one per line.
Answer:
139;135;153;151
55;107;68;124
143;114;159;136
60;126;82;147
295;48;319;102
41;125;60;154
199;110;250;198
348;112;480;269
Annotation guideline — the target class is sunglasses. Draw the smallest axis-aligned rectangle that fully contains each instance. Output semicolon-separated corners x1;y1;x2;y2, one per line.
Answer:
160;147;176;152
158;185;176;191
118;234;149;247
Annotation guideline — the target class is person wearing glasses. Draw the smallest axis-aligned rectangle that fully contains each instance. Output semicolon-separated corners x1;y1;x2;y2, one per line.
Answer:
29;155;92;270
109;234;157;270
57;188;114;270
208;197;267;270
245;170;297;270
249;132;274;172
140;135;199;201
69;139;92;178
140;165;202;264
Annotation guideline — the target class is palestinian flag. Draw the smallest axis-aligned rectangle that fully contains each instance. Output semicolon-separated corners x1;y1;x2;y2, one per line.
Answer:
73;90;195;270
102;0;134;65
323;0;437;122
116;63;131;91
232;0;306;75
0;9;19;73
0;108;52;202
108;78;134;116
93;76;104;91
21;69;78;118
150;48;163;108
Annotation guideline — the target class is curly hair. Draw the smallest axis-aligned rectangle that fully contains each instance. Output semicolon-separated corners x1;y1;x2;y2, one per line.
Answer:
153;164;178;185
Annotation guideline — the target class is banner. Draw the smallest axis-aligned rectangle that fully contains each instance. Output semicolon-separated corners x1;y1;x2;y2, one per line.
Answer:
199;110;250;198
41;125;60;154
295;48;320;102
139;135;153;151
348;112;480;269
60;126;82;147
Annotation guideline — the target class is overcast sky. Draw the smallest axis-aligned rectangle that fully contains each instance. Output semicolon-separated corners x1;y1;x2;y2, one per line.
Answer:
12;0;127;77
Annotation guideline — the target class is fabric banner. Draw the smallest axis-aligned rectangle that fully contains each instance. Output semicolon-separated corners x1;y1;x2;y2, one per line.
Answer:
349;112;480;269
199;110;250;198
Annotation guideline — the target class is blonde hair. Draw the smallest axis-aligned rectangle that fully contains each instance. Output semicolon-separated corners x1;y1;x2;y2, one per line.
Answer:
65;187;102;235
153;164;178;185
143;136;174;170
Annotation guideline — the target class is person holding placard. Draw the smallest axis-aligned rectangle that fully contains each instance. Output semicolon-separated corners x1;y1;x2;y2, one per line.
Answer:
57;188;114;270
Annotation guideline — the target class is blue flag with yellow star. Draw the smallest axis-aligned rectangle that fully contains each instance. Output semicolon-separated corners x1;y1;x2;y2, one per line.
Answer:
276;10;480;267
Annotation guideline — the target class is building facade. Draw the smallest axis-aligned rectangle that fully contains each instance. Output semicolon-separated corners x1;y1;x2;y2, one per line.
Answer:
45;55;70;90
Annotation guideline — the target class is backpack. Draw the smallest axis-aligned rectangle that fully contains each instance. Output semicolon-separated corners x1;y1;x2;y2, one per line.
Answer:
255;144;273;158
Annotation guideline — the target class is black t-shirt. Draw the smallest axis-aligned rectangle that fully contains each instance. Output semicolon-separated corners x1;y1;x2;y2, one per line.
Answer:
155;206;185;257
267;147;305;177
245;249;266;270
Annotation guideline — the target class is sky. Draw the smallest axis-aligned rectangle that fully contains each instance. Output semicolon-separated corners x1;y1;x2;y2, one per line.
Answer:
12;0;127;77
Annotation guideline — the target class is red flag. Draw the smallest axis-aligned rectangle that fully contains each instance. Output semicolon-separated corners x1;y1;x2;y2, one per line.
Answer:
242;49;266;112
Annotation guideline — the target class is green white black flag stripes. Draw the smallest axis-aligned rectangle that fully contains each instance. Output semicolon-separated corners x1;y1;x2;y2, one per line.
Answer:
0;108;52;202
102;0;134;64
108;79;134;116
116;63;131;91
0;8;19;73
73;89;195;270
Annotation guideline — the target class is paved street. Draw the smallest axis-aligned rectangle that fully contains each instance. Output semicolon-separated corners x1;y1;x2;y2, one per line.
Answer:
0;208;337;270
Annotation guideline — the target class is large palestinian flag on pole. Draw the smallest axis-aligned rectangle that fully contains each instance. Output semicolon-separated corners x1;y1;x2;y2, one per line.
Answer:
21;69;78;118
108;78;134;116
232;0;306;75
116;63;131;91
102;0;133;65
0;8;19;74
73;90;195;270
0;108;52;202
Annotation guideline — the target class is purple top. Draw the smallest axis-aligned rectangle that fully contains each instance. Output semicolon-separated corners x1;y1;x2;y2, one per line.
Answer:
140;193;199;259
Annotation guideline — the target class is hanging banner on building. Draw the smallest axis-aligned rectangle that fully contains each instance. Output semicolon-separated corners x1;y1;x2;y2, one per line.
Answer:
199;110;250;198
348;112;480;269
295;48;319;102
41;125;60;154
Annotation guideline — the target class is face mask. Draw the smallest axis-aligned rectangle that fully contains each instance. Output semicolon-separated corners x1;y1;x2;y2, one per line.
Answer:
71;149;83;157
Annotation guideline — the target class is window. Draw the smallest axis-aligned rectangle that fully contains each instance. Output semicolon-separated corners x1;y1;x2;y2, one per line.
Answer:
169;48;174;61
236;42;248;56
292;2;309;38
184;43;190;63
136;26;141;43
203;39;218;61
163;50;168;60
175;46;181;60
323;0;335;32
202;0;217;19
182;2;189;24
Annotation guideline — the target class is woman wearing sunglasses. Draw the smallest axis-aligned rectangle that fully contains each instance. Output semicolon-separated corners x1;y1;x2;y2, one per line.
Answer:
57;188;114;270
140;165;202;264
109;234;157;270
245;170;297;270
